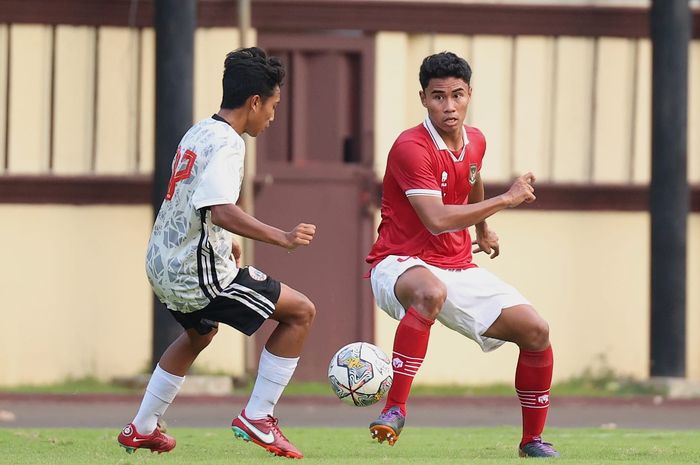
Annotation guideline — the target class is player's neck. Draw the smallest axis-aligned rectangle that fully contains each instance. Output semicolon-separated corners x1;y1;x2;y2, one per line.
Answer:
216;109;246;136
434;125;464;152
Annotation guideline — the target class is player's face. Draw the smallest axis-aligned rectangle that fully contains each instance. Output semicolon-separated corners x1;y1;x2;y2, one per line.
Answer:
247;86;281;137
420;77;471;135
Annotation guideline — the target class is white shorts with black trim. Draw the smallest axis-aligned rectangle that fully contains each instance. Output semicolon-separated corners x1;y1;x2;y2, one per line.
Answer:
370;255;530;352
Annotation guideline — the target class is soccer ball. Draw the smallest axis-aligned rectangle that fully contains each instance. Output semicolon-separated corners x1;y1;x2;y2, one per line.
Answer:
328;342;393;407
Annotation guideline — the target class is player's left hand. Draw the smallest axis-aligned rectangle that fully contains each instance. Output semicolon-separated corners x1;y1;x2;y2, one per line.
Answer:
231;238;242;266
472;227;500;259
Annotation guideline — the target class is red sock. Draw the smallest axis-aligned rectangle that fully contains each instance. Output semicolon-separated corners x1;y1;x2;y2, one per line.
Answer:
515;345;554;446
384;307;434;416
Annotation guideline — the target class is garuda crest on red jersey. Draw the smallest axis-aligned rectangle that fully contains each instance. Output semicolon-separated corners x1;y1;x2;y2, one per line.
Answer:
469;163;478;185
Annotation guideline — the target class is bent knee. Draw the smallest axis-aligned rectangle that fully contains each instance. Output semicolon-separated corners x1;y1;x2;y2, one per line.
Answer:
300;297;316;325
521;319;550;351
290;294;316;326
411;284;447;319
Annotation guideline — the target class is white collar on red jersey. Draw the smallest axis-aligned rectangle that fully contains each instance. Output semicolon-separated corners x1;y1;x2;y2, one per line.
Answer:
422;115;469;163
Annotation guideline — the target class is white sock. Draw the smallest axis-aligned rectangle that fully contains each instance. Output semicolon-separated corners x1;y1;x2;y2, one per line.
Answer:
132;364;185;434
244;348;299;420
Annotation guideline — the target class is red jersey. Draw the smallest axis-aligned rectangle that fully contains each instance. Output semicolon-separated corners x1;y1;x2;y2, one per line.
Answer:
366;117;486;269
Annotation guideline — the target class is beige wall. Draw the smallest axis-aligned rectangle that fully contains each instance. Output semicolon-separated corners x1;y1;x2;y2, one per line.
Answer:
0;25;253;177
372;31;700;384
3;206;696;386
0;205;246;386
1;27;699;386
375;211;700;384
0;205;152;384
3;26;695;182
374;32;700;185
0;25;253;386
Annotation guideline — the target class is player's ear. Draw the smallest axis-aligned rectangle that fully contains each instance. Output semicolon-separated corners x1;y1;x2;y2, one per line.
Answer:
419;90;427;108
249;94;261;111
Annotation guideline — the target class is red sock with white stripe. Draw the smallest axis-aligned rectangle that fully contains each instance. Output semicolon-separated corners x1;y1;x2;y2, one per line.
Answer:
515;345;554;446
384;307;434;416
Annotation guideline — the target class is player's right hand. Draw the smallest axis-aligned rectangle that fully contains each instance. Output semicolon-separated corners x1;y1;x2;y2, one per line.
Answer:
284;223;316;250
504;172;536;208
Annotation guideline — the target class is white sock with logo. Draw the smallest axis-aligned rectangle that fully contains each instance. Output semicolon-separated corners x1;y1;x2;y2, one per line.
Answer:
132;364;185;434
244;348;299;420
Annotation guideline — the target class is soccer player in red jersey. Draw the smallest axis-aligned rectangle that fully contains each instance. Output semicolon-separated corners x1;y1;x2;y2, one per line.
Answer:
367;52;559;458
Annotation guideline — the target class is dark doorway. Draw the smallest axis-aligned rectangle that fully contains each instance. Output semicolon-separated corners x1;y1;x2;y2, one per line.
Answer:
252;33;376;381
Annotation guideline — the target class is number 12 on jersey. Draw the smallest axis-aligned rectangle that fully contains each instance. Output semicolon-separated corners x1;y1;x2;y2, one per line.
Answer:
165;147;197;200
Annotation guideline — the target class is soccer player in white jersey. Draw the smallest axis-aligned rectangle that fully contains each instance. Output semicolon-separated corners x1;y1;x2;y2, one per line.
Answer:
117;47;315;459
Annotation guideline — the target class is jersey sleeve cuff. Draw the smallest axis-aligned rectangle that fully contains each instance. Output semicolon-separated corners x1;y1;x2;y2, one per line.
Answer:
192;197;236;210
405;189;442;197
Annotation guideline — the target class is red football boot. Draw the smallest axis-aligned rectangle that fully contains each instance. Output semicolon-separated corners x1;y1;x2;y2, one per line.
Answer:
117;422;176;454
231;410;303;459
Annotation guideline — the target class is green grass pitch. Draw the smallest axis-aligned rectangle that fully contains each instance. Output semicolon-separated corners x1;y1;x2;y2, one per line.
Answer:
2;427;700;464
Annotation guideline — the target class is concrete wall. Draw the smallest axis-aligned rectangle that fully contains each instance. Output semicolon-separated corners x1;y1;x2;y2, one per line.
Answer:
0;25;256;176
0;205;152;384
376;212;700;384
0;25;253;386
0;204;247;385
4;205;696;386
1;26;698;386
372;31;700;384
374;32;700;185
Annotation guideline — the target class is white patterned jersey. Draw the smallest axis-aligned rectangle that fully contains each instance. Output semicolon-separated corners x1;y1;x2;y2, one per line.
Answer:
146;116;244;312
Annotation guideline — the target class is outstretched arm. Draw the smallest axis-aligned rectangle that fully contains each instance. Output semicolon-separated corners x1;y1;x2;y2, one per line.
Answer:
210;203;315;250
408;172;536;236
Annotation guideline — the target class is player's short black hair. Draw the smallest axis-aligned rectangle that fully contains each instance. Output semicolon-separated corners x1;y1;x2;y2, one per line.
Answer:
221;47;285;109
419;51;472;89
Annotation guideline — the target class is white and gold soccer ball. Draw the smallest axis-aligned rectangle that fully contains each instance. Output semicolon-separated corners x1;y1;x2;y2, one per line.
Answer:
328;342;393;407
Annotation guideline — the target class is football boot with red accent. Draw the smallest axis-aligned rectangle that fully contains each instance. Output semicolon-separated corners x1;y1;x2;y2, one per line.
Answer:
117;422;176;454
231;410;303;459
